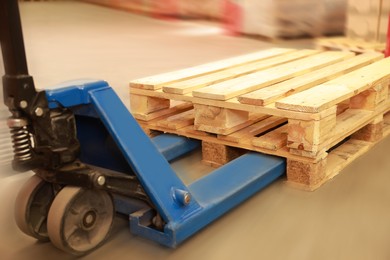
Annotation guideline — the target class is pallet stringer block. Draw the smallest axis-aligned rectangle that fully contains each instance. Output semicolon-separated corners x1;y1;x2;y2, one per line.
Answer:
287;106;337;155
286;153;328;189
194;104;250;135
201;141;245;168
131;96;193;121
130;94;170;117
350;79;389;110
352;114;384;142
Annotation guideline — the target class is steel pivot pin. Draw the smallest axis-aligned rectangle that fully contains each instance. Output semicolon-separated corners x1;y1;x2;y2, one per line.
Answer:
173;189;191;206
96;176;106;186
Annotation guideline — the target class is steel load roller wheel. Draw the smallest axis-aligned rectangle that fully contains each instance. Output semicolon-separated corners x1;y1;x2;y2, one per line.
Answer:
47;186;114;256
14;175;55;241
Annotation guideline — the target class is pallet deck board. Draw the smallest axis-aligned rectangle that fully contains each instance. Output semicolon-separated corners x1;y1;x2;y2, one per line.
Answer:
252;124;288;150
316;36;386;53
217;116;286;143
162;49;320;95
191;51;354;101
155;109;195;130
238;52;383;106
276;58;390;113
130;48;294;90
133;101;193;121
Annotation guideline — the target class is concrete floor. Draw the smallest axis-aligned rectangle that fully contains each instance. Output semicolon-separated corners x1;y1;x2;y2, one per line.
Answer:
1;2;390;260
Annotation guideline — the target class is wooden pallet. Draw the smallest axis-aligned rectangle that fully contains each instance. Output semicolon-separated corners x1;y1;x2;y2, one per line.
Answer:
316;36;386;53
129;48;390;190
346;0;389;44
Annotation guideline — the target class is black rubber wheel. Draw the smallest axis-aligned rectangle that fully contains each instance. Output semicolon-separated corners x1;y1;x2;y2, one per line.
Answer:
47;186;114;256
14;175;55;241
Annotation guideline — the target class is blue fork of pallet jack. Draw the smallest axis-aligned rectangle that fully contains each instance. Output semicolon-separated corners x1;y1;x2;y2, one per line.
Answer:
152;134;199;162
130;152;284;246
45;80;286;247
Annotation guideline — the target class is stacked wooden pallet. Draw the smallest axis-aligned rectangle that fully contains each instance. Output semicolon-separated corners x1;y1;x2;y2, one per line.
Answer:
346;0;389;43
317;0;389;53
316;37;386;53
129;48;390;190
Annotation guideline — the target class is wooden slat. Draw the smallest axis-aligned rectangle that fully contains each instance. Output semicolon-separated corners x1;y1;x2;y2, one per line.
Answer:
134;102;192;121
238;52;383;106
325;139;371;182
194;107;268;135
192;51;355;101
316;36;386;51
276;58;390;113
162;49;319;95
252;125;288;150
217;116;286;143
155;109;194;130
323;108;379;151
130;48;294;90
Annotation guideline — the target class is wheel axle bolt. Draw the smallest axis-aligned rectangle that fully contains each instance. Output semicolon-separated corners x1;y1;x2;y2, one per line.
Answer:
85;214;94;224
19;100;28;109
34;107;44;117
97;176;106;186
173;189;191;206
183;193;191;205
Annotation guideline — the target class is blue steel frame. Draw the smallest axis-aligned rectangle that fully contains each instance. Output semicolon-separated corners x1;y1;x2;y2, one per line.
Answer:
46;80;285;247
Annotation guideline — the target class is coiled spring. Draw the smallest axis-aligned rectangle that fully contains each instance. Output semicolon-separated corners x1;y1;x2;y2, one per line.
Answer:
7;117;33;162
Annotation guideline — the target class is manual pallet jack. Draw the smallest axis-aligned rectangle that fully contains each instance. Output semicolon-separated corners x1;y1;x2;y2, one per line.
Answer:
0;0;285;255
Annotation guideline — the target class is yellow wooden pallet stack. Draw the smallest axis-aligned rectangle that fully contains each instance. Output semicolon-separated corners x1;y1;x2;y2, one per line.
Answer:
317;0;389;53
346;0;389;43
316;37;386;53
129;48;390;190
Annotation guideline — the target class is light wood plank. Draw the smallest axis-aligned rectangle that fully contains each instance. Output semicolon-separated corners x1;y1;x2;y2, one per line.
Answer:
317;36;386;49
276;58;390;113
238;52;383;106
252;125;288;150
162;49;319;95
325;139;370;182
193;105;269;135
156;109;194;130
133;102;192;121
217;116;286;143
352;115;384;142
192;51;355;101
130;48;295;90
130;94;170;115
349;80;389;110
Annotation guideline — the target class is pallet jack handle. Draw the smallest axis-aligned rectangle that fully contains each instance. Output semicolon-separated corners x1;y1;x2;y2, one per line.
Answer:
0;0;29;76
0;0;38;112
